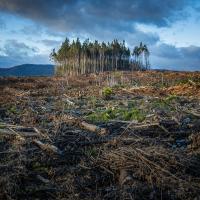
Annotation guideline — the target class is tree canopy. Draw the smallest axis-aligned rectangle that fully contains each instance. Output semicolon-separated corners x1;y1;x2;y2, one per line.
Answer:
50;38;150;75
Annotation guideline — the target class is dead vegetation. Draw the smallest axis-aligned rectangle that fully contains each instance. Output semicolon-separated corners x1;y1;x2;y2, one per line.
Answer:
0;70;200;199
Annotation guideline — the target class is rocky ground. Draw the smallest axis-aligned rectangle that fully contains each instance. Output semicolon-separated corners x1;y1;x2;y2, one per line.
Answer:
0;71;200;200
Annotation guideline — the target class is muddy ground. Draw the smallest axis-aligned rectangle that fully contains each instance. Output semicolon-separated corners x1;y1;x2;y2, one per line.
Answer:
0;71;200;200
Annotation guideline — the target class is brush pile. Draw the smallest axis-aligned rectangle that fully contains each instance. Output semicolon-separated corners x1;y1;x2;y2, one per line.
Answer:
0;117;200;199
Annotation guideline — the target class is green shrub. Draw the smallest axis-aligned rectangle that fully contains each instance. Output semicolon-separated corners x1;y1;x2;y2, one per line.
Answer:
151;96;178;111
86;111;110;122
85;147;98;158
86;107;145;123
102;87;113;99
123;108;145;122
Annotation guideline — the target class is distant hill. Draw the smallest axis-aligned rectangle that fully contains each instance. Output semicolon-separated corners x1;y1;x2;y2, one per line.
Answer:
0;64;55;77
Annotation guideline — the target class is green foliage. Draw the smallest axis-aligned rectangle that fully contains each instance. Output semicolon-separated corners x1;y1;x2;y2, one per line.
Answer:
123;108;145;121
132;42;150;70
151;95;179;111
51;37;150;76
84;147;98;158
152;98;170;110
86;111;110;122
102;87;113;99
86;106;145;123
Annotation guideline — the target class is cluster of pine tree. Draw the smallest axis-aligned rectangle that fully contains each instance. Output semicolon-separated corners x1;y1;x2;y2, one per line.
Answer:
50;38;150;76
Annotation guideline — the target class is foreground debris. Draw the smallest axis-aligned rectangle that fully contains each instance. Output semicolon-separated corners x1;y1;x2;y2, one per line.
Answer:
0;71;200;200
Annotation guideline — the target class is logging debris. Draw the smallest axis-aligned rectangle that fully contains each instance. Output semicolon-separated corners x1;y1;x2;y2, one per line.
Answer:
0;72;200;199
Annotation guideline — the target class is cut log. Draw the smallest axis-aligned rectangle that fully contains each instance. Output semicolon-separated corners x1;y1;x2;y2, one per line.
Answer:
80;121;108;135
110;119;138;124
0;128;39;138
0;128;17;136
130;123;159;129
33;140;62;155
63;114;109;135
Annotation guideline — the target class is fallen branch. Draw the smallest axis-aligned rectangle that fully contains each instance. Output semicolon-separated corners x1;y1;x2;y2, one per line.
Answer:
119;169;133;186
36;175;50;184
184;110;200;118
33;140;62;155
188;79;199;87
80;121;108;135
63;94;75;105
64;115;109;135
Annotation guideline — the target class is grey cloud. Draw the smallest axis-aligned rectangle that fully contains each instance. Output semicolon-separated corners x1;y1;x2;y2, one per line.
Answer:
0;39;50;68
0;0;194;55
2;40;38;58
20;24;44;35
0;17;6;29
0;0;195;34
40;39;62;47
152;43;200;59
151;43;200;71
152;43;182;59
180;46;200;58
0;40;49;68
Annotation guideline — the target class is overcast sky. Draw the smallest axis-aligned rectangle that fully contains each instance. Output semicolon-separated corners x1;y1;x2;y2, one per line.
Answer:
0;0;200;71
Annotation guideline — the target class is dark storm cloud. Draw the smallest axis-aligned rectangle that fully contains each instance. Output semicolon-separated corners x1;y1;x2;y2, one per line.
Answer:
151;43;200;71
0;0;195;51
152;43;200;60
152;44;181;59
0;0;195;34
180;46;200;58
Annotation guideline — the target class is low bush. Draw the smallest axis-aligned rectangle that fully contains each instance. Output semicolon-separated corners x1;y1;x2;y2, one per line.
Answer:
102;87;113;100
86;107;145;123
